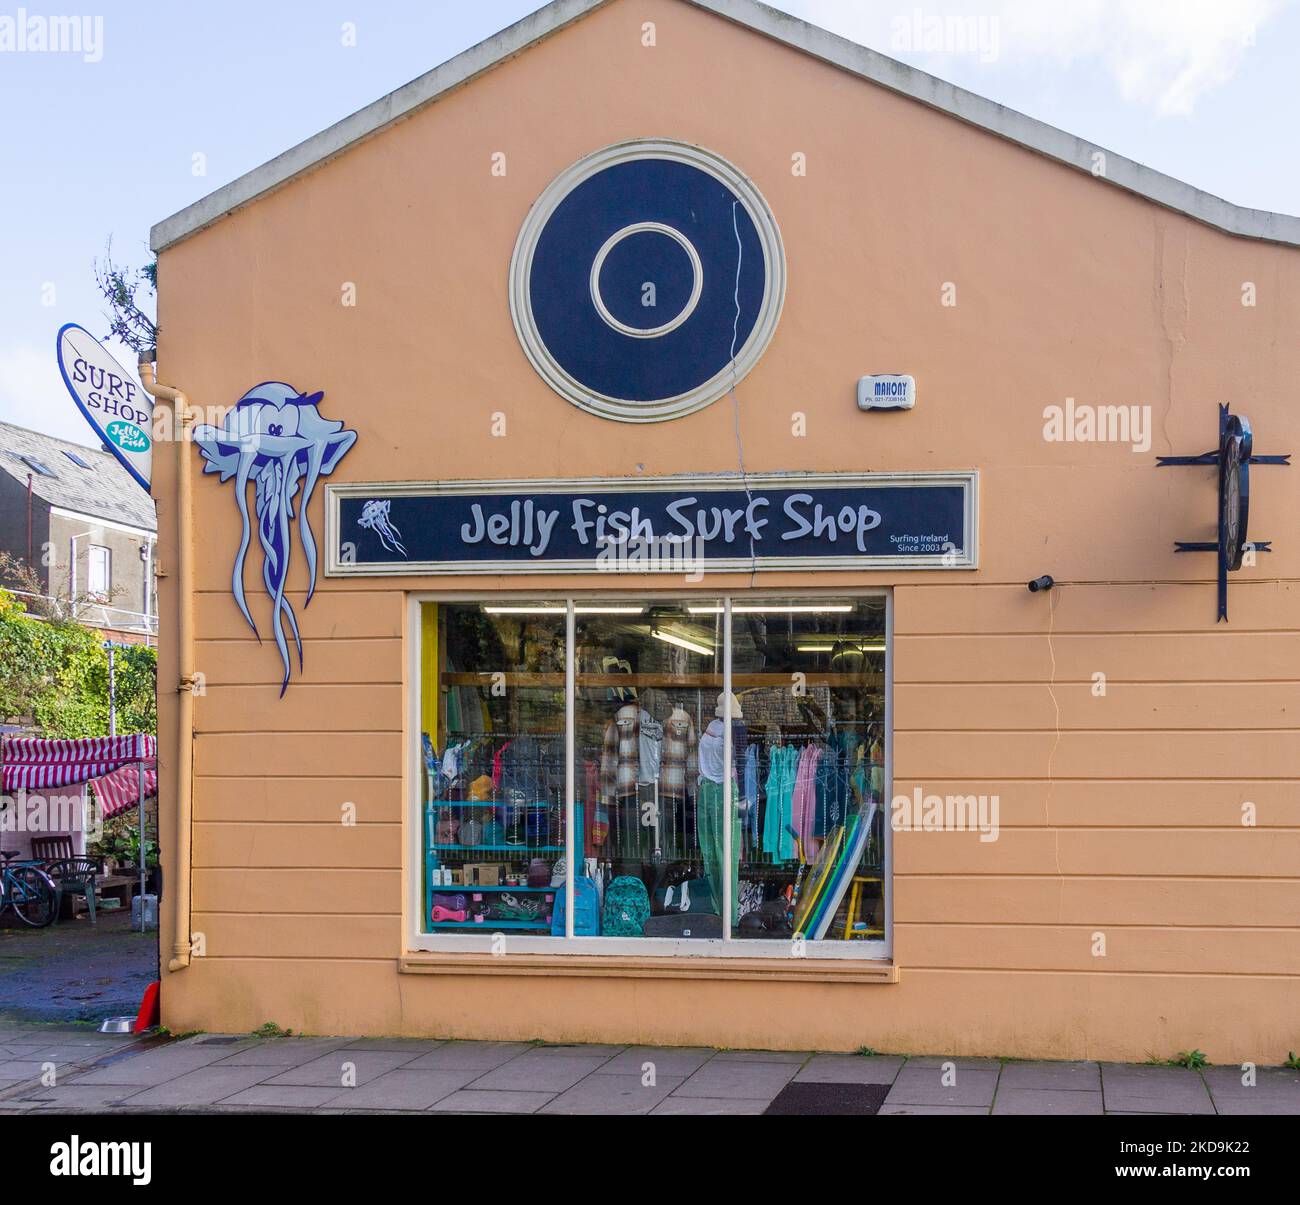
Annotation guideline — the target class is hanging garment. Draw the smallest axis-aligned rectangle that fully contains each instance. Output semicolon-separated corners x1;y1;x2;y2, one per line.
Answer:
697;777;741;925
583;759;606;848
639;710;664;782
491;739;513;790
813;742;839;837
600;704;664;807
659;708;698;804
743;744;759;846
792;743;824;860
762;745;798;862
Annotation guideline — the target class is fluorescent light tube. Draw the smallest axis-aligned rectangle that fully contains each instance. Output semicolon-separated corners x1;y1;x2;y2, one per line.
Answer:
483;606;564;614
796;643;886;653
482;605;645;615
651;630;714;657
687;604;854;615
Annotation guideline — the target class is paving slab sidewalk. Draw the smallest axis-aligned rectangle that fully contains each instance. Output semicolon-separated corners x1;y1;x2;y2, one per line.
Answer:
1;1023;1297;1115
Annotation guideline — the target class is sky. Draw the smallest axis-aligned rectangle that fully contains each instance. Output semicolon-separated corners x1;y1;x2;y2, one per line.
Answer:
1;0;1297;446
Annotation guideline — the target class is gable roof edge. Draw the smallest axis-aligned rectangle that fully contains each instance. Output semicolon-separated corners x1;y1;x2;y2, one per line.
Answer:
149;0;613;253
150;0;1300;253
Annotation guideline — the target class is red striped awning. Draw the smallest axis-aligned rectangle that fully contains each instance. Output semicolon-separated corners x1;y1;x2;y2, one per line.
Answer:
88;761;158;819
1;734;156;793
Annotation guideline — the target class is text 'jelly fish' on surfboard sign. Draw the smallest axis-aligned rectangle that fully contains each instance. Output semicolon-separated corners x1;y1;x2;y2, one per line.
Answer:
55;323;153;492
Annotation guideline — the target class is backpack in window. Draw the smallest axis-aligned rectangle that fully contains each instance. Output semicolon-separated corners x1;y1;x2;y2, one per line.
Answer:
550;875;601;936
653;877;711;915
601;875;650;937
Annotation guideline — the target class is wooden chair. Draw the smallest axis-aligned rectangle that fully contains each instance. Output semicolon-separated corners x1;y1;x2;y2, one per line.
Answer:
30;835;74;863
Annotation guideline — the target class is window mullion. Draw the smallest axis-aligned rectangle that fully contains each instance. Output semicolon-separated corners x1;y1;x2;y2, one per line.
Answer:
722;596;733;941
565;598;575;941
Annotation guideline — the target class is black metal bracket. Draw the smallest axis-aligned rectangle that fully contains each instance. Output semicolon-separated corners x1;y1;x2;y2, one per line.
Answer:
1158;453;1290;466
1158;404;1288;622
1175;541;1271;553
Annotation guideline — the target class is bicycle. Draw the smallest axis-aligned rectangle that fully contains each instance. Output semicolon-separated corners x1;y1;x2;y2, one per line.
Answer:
0;849;60;927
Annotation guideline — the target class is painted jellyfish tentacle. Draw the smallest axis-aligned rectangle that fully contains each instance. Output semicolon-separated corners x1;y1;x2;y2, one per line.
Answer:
299;427;357;597
257;467;291;694
376;508;407;556
272;465;303;693
297;445;324;607
255;456;304;694
230;448;261;641
279;458;305;665
258;454;303;671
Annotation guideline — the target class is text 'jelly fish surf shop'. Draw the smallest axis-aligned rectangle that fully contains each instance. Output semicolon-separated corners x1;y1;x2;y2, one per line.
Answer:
460;494;884;557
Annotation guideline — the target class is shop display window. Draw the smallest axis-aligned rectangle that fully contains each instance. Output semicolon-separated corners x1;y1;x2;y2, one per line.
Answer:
417;596;887;954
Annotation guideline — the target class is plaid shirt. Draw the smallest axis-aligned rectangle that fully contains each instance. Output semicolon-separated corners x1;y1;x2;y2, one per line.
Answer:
599;705;697;804
600;704;643;805
659;708;697;803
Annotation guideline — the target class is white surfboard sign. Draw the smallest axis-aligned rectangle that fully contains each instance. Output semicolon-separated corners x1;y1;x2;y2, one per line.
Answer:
55;323;153;492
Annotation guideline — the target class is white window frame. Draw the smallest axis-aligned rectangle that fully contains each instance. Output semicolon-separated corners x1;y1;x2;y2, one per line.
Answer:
406;589;892;961
87;544;111;599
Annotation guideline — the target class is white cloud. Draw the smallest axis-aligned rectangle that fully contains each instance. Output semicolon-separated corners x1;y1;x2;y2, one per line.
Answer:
792;0;1289;115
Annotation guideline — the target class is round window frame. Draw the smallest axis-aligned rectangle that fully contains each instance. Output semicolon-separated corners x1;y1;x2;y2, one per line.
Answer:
509;139;787;424
589;222;705;339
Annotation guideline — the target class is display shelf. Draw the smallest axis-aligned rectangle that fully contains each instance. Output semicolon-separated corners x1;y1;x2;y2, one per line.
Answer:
427;918;553;931
428;843;565;852
428;883;558;892
425;800;551;808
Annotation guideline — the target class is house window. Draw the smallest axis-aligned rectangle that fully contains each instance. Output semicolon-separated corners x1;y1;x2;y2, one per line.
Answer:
415;594;889;957
12;453;56;478
62;450;94;469
87;545;111;598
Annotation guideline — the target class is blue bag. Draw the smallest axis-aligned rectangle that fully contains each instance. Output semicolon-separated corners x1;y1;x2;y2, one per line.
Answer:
550;875;601;936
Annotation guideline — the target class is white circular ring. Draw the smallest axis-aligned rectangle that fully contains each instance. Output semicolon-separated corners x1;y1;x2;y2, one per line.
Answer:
588;222;704;339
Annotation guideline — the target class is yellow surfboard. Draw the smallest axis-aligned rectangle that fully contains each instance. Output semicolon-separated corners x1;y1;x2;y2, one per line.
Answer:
793;824;845;933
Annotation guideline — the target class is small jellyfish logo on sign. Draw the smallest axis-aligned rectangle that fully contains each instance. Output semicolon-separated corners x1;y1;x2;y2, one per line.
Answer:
357;499;406;557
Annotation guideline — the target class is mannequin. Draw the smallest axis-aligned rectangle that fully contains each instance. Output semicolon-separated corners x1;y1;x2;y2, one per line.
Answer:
697;691;745;924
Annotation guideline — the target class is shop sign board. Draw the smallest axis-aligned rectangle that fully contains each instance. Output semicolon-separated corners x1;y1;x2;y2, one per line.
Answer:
327;472;977;575
55;323;153;492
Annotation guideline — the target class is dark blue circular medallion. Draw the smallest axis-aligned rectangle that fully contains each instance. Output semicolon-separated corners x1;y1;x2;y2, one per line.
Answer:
511;141;785;422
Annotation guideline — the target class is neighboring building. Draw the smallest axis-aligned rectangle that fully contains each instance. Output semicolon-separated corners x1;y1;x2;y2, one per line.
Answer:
147;0;1299;1061
0;419;157;644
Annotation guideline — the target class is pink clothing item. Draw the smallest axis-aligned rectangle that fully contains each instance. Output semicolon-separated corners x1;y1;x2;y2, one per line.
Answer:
491;740;513;789
791;744;823;860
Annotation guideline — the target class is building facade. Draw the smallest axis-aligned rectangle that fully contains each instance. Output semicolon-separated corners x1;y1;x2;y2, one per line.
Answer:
149;0;1299;1060
0;420;157;644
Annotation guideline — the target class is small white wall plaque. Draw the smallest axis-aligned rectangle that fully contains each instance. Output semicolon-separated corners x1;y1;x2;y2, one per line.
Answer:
857;374;916;411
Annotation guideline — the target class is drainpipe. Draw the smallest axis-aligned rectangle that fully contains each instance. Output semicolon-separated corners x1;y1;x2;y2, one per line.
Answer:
25;473;32;568
138;353;195;973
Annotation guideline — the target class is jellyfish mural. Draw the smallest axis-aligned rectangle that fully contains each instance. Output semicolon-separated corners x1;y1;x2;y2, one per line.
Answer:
357;498;407;557
192;383;357;695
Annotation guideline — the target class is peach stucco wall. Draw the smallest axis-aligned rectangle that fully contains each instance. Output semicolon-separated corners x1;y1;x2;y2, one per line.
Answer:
151;0;1300;1059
